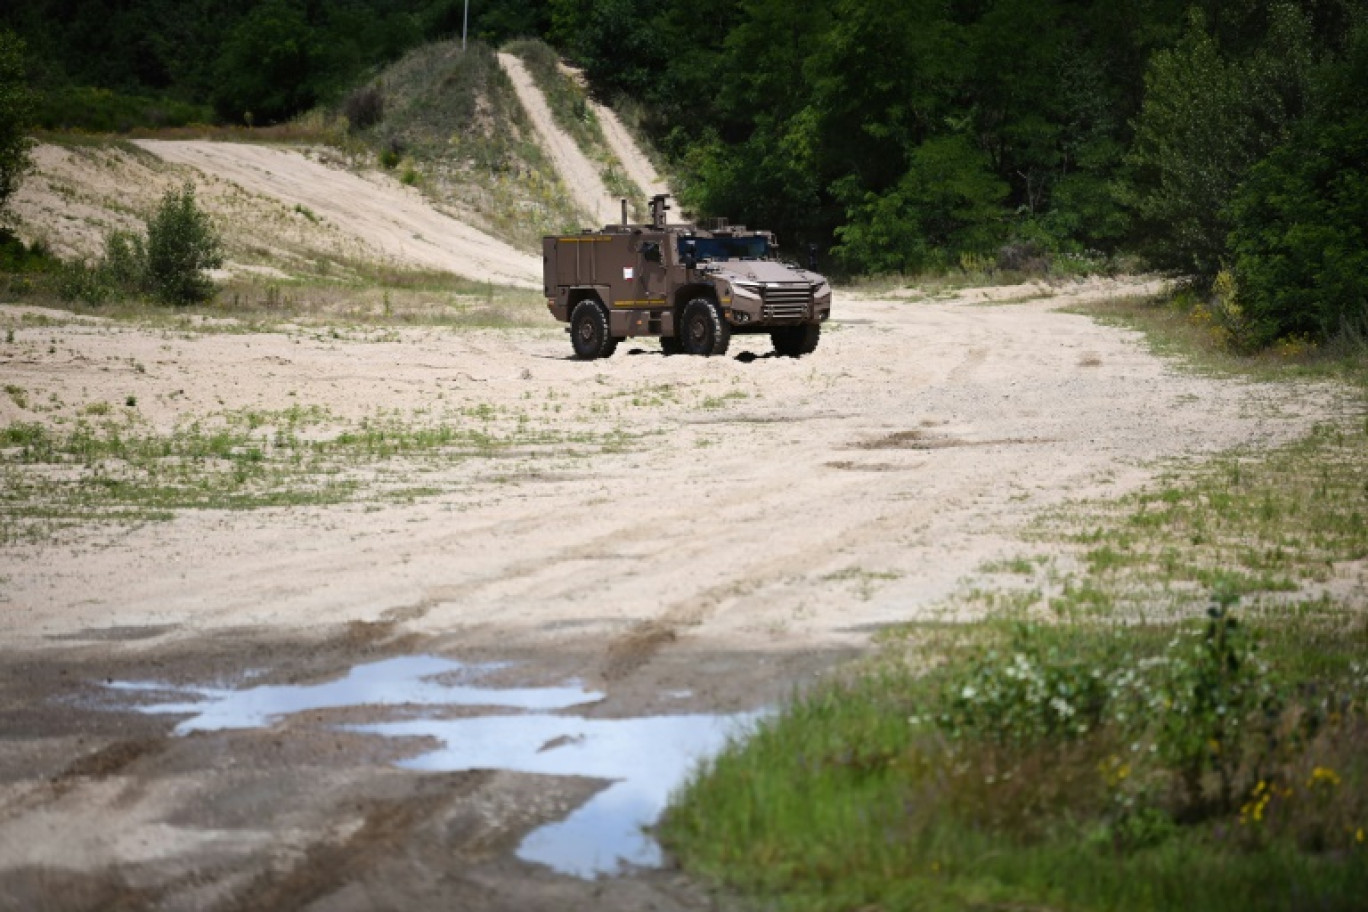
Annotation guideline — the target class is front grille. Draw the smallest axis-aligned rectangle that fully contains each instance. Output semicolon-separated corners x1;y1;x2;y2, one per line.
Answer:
761;285;812;321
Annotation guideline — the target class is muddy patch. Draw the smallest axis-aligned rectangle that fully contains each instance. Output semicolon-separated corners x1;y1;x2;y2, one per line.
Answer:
856;429;1053;450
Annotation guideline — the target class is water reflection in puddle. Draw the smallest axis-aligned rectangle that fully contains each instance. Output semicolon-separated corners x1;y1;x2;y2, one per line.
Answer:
356;711;760;877
107;655;758;879
108;655;604;733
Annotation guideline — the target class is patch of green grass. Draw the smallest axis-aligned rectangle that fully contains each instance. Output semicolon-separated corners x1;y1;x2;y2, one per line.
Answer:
1029;419;1368;622
0;407;636;544
700;390;748;410
9;267;548;335
1076;293;1368;387
822;567;902;601
665;386;1368;909
981;555;1040;575
32;86;214;133
664;612;1368;912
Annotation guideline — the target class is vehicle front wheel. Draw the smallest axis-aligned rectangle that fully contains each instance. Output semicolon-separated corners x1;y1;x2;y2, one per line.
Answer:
570;299;614;360
679;298;731;357
771;324;821;357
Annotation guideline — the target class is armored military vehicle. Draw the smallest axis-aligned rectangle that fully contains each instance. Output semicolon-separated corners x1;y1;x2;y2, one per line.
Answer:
543;195;832;359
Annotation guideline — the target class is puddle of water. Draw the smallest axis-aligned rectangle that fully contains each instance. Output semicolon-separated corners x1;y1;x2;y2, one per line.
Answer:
352;710;760;878
106;656;758;879
108;655;604;734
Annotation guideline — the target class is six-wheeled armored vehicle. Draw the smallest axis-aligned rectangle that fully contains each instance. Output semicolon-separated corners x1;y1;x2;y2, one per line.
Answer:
543;195;832;359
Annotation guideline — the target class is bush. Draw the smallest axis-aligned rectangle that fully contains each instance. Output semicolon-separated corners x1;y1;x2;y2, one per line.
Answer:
831;135;1009;274
342;86;384;132
58;185;220;307
144;183;223;306
32;86;212;133
0;230;53;273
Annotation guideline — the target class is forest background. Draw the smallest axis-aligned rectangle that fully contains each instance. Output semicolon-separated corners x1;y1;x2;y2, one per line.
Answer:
1;0;1365;350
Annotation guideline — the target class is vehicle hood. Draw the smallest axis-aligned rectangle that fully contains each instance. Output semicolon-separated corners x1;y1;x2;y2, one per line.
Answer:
710;260;824;285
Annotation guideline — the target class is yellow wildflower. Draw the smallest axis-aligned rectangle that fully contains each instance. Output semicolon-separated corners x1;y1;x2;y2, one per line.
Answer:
1308;767;1342;789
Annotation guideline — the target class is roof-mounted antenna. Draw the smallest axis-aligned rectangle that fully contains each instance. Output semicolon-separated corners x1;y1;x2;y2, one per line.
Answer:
649;194;670;230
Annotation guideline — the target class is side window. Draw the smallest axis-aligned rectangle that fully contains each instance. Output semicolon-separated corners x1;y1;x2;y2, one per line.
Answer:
640;241;661;264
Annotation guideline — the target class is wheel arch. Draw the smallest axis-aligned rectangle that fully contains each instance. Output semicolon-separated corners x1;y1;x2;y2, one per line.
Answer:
566;286;610;310
671;282;717;313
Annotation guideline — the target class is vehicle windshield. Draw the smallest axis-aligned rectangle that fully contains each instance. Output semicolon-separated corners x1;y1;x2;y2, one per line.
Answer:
679;234;770;261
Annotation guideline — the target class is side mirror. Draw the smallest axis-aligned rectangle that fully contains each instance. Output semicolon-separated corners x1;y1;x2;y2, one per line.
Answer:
683;240;697;270
807;242;819;271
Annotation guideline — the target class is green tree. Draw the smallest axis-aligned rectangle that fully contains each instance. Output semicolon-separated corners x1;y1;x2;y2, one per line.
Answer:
144;183;223;306
1229;22;1368;346
0;29;34;227
212;0;321;123
1128;4;1314;280
831;134;1008;274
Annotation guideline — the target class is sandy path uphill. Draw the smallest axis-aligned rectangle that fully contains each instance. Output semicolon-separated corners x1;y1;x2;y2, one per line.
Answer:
498;53;619;224
135;140;542;289
590;96;668;200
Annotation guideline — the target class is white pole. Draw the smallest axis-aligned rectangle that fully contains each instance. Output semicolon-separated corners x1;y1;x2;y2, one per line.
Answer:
463;0;469;51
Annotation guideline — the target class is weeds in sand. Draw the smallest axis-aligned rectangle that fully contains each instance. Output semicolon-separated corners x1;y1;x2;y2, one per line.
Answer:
1077;293;1368;386
0;407;637;544
665;367;1368;911
665;600;1368;912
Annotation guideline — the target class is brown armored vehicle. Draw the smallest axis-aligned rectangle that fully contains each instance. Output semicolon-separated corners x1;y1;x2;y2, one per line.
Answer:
543;195;832;359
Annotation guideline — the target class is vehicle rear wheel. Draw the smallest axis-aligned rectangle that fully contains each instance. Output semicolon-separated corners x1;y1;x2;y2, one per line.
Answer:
570;299;614;360
679;297;731;357
660;335;682;356
770;324;821;357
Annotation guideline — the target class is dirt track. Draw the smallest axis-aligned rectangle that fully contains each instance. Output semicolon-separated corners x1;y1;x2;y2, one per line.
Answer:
0;275;1342;910
136;141;544;289
498;53;620;225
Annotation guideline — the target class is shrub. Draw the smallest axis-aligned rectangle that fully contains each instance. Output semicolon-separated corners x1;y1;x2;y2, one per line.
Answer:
56;260;118;306
831;135;1009;274
144;183;223;306
343;86;384;131
59;186;221;307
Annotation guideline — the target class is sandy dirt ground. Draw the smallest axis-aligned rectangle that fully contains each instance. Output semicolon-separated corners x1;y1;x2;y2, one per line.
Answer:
11;142;542;289
136;141;543;290
593;103;669;202
498;53;622;226
0;273;1349;910
13;60;657;291
562;62;670;202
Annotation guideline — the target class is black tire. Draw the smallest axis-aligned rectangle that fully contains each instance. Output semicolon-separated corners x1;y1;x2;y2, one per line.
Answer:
660;335;682;356
771;324;821;358
570;299;614;360
679;297;731;357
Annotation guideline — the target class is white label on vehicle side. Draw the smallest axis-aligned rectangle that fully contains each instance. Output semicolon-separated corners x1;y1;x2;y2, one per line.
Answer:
623;267;634;280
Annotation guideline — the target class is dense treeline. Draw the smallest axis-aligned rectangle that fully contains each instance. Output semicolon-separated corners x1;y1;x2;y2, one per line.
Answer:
0;0;546;125
549;0;1366;346
2;1;1365;346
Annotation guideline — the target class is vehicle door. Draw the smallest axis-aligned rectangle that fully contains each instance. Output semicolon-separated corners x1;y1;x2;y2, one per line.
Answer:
635;233;668;307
